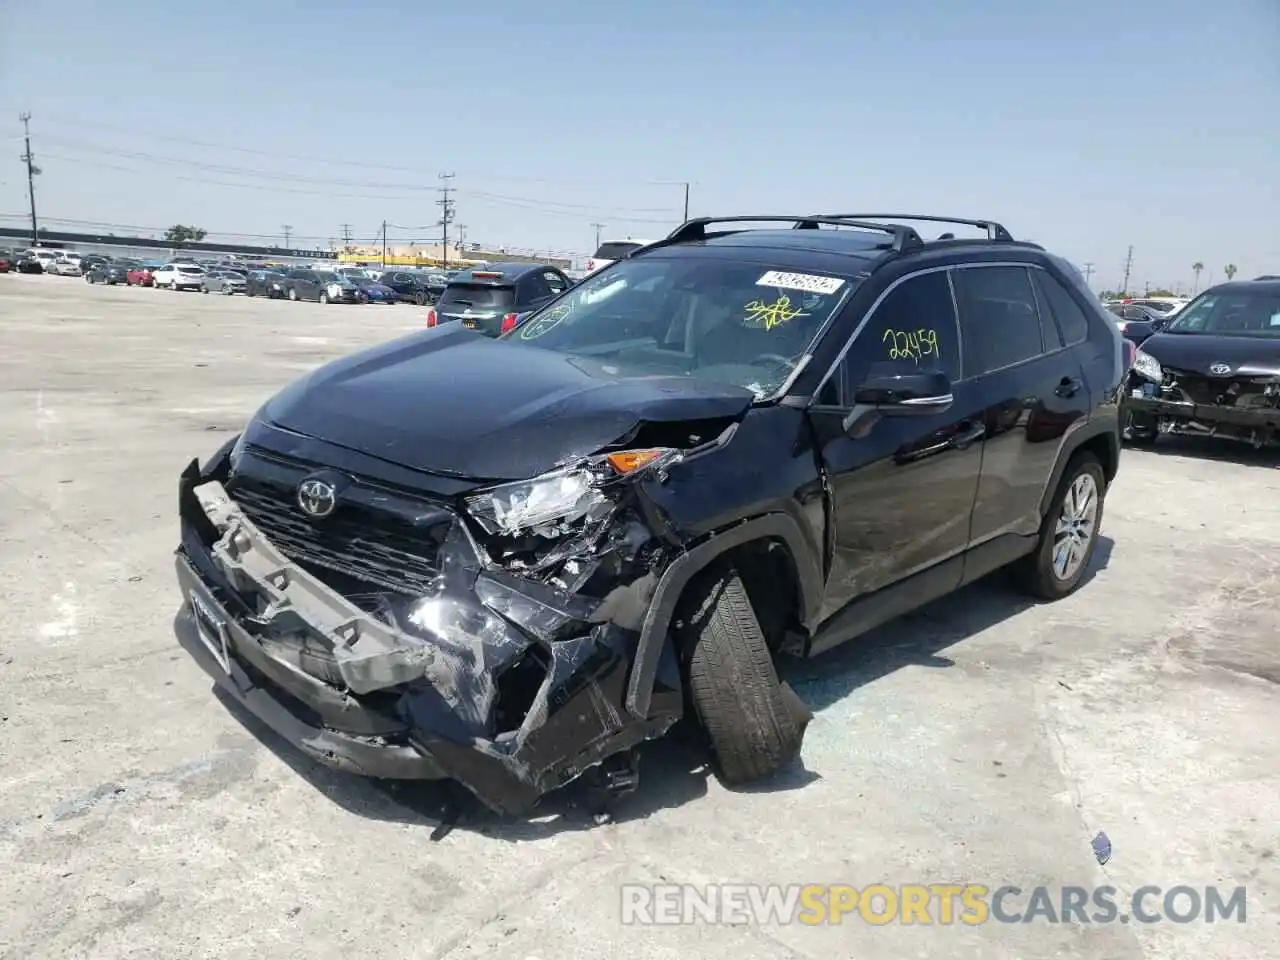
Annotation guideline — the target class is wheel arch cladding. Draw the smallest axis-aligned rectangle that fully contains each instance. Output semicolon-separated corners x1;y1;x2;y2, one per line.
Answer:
1038;422;1118;518
625;512;822;719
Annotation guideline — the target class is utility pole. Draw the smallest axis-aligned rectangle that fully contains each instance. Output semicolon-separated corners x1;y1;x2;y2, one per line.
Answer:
454;224;466;251
381;220;387;269
340;224;352;245
590;221;604;250
682;182;690;222
282;224;292;248
19;112;39;245
437;172;455;269
1082;262;1096;289
1120;245;1134;297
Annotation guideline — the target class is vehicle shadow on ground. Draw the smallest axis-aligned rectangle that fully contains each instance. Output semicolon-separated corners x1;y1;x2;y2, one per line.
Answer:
783;536;1114;713
1137;434;1280;467
180;539;1110;841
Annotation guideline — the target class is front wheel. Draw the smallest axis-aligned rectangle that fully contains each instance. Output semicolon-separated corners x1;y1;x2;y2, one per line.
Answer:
1015;452;1106;599
683;566;810;785
201;286;209;294
288;288;299;301
319;291;330;304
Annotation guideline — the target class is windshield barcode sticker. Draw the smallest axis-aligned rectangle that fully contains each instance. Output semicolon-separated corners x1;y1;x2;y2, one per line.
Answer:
757;271;845;295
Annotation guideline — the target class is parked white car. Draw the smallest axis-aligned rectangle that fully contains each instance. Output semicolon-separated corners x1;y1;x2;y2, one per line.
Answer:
50;255;84;276
153;263;207;291
585;239;651;276
27;249;61;271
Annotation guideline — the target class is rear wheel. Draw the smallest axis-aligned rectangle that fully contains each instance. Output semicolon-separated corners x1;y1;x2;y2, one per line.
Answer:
319;291;330;304
288;288;299;301
683;565;809;785
1015;452;1106;599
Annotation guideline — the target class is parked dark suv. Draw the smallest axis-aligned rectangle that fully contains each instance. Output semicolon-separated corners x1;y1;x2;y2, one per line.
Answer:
174;214;1123;817
426;262;573;336
1121;278;1280;448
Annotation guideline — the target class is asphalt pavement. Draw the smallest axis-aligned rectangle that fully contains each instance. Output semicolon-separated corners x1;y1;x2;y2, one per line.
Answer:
1;274;1277;959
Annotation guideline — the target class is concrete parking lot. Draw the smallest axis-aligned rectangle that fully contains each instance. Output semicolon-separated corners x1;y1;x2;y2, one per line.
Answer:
1;274;1277;960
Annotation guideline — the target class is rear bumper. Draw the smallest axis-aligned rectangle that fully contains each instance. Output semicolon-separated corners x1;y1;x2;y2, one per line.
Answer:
173;454;683;815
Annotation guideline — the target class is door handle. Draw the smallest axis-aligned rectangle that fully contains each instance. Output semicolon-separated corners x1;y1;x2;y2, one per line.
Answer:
1056;377;1082;398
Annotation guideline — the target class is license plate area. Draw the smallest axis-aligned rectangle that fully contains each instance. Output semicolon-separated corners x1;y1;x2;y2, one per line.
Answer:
189;589;231;674
461;318;478;329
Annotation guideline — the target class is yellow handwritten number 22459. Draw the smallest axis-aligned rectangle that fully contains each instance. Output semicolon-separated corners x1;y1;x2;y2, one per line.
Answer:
883;328;941;364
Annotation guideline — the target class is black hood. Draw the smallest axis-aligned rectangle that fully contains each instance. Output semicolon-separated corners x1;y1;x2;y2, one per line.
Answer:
1140;331;1280;376
260;327;755;480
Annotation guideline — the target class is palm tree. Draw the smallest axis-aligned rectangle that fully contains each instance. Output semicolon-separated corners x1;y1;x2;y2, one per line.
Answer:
1224;264;1237;281
1192;262;1204;293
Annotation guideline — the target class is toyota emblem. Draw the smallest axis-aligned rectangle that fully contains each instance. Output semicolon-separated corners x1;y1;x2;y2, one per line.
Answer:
1208;362;1232;376
297;478;338;518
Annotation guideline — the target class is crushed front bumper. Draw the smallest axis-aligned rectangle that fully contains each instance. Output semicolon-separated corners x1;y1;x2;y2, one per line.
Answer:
175;459;683;816
1123;391;1280;440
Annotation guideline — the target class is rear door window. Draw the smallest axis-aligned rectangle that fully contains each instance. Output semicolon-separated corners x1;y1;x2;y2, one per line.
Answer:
951;266;1045;376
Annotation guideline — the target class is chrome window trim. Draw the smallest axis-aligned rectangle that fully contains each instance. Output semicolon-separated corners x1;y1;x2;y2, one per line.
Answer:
808;260;1062;402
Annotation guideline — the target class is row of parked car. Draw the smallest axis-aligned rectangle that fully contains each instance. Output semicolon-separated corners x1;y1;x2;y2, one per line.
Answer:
5;245;586;336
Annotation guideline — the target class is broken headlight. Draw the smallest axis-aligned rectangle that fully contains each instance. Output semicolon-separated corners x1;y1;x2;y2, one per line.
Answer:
1132;349;1162;383
465;448;680;538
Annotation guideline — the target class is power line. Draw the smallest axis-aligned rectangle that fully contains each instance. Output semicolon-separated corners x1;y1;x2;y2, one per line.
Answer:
33;145;679;221
20;114;695;189
282;224;292;247
340;224;352;244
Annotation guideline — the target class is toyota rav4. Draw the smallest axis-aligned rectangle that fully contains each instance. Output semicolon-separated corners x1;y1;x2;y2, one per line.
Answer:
175;214;1124;817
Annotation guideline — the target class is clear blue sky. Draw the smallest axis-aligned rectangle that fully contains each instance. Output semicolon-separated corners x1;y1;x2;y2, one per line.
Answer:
1;0;1276;288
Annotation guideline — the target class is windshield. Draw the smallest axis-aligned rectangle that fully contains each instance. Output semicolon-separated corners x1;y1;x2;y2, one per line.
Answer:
505;257;855;396
314;272;346;284
1164;288;1280;337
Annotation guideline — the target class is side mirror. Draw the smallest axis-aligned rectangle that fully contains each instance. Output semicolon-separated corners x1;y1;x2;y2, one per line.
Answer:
843;370;952;433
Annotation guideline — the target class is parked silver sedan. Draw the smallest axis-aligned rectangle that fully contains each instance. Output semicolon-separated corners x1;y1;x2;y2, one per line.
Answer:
201;270;248;295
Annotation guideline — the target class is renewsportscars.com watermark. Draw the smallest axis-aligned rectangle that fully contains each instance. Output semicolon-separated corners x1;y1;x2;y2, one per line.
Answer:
621;884;1247;926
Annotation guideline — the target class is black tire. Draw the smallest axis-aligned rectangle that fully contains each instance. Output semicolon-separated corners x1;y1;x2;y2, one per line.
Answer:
319;291;330;304
1014;452;1106;600
288;288;298;301
684;566;808;785
1122;409;1159;447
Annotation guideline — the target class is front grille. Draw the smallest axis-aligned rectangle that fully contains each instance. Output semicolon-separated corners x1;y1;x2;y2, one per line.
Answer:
229;481;447;596
1162;367;1279;408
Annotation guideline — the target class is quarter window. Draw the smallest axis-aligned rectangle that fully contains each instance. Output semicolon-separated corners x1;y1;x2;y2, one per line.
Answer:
1034;271;1091;345
951;266;1044;376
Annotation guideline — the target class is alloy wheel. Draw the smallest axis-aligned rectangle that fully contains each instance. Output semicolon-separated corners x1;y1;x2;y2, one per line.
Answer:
1052;473;1098;581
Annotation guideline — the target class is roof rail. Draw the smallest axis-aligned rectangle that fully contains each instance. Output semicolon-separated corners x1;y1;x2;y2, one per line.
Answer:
1253;274;1280;281
816;214;1015;242
664;215;923;252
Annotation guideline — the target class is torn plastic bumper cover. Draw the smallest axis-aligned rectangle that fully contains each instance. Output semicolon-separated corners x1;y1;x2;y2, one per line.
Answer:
175;461;684;816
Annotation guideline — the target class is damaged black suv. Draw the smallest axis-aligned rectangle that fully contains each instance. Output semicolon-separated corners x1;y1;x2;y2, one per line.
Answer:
175;214;1124;817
